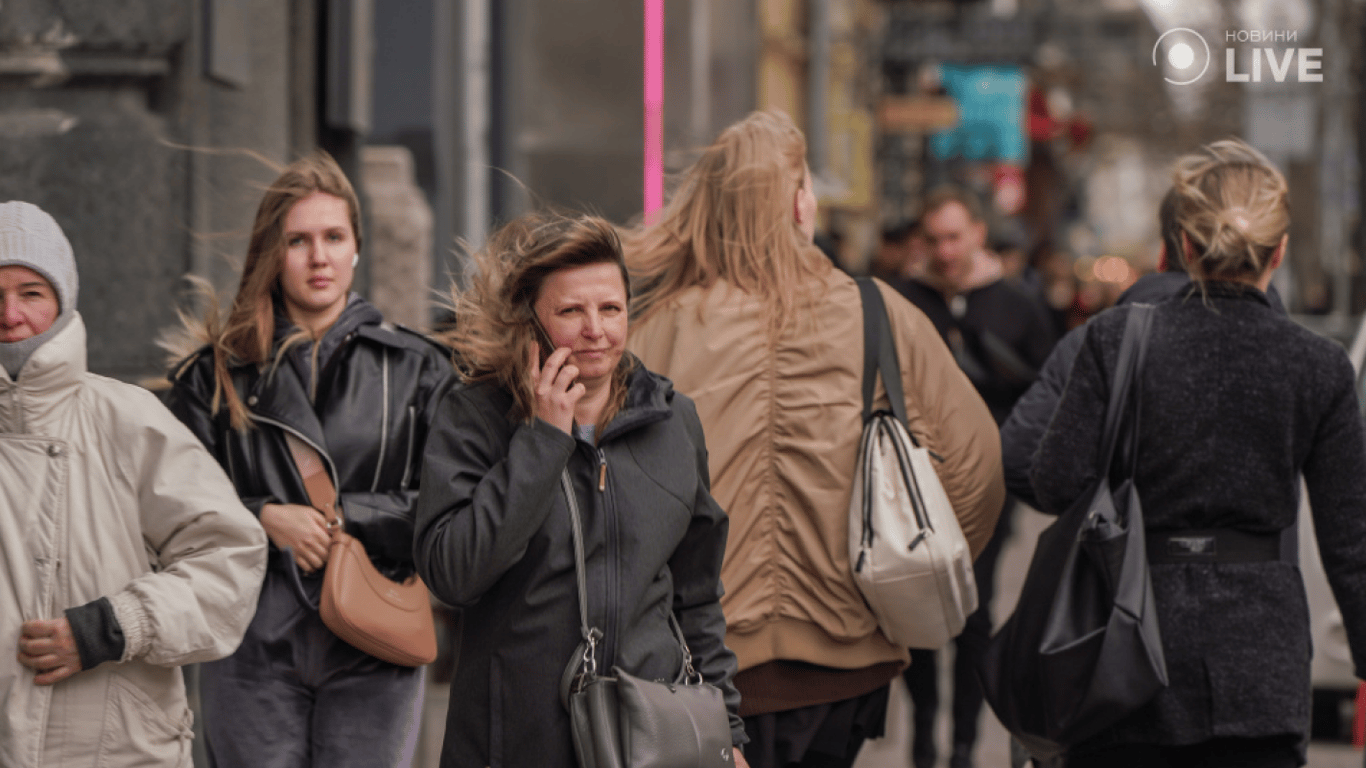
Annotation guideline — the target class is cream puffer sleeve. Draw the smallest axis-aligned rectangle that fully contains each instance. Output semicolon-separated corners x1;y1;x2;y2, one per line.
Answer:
103;385;268;666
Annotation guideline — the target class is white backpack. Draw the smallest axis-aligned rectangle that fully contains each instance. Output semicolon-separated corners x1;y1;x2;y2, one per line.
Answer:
850;279;977;650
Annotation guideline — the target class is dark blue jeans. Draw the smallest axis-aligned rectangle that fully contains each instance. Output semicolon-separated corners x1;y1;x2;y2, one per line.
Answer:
200;568;423;768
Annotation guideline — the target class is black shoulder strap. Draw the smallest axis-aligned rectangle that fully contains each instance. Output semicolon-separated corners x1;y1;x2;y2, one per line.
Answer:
856;278;909;428
1097;304;1154;480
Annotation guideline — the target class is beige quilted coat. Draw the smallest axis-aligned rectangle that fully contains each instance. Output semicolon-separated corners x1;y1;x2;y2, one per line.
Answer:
0;315;267;767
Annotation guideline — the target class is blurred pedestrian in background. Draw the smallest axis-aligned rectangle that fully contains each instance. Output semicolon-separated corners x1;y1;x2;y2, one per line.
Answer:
414;212;749;768
1;201;267;766
1031;138;1366;768
165;151;455;768
892;186;1057;768
623;109;1005;768
871;219;928;284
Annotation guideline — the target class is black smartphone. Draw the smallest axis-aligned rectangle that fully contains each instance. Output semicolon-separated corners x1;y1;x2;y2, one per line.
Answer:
530;310;557;365
529;310;577;388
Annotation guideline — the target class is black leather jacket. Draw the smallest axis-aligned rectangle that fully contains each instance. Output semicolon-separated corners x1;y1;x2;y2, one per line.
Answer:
166;296;456;576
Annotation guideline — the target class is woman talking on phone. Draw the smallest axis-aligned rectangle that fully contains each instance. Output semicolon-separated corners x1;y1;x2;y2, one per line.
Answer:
414;211;749;768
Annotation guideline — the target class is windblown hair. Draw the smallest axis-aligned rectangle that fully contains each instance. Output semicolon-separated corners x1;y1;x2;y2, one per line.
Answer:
622;109;831;329
1171;138;1288;287
167;150;362;431
440;211;634;429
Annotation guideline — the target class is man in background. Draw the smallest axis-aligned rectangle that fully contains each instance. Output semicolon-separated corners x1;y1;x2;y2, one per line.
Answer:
893;186;1057;768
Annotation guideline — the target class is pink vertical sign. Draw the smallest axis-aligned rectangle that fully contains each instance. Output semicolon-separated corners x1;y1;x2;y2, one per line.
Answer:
644;0;664;217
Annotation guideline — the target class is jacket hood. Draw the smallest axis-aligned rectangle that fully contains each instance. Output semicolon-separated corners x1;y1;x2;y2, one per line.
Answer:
594;357;676;442
271;292;380;345
0;312;85;434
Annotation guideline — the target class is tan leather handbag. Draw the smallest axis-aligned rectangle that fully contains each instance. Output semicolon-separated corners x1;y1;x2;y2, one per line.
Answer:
285;432;438;667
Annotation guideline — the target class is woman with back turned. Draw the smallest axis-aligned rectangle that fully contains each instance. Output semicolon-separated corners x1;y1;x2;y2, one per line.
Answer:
1031;139;1366;767
623;109;1005;768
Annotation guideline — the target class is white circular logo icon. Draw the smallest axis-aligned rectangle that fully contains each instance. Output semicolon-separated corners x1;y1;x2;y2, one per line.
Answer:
1153;28;1211;85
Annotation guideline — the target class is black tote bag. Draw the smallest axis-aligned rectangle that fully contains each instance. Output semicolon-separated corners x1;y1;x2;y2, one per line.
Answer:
977;304;1168;760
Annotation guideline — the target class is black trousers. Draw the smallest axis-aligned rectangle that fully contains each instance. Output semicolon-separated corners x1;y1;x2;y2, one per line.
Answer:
200;568;424;768
742;686;890;768
904;500;1012;757
1065;736;1302;768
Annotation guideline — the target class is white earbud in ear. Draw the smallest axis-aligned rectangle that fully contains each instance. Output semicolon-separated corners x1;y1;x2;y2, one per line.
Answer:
352;252;359;268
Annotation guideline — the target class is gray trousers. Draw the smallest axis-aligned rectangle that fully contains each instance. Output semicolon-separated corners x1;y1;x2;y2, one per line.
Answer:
200;568;424;768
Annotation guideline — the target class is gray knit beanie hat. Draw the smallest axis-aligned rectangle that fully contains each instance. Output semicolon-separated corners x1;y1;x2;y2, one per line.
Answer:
0;201;79;380
0;201;78;313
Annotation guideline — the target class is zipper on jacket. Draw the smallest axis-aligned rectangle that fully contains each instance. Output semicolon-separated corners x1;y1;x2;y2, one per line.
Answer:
370;350;391;493
248;413;342;498
597;446;620;670
400;405;417;490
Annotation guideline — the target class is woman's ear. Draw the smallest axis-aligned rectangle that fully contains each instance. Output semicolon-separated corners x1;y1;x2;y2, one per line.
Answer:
1181;231;1197;267
1269;233;1288;272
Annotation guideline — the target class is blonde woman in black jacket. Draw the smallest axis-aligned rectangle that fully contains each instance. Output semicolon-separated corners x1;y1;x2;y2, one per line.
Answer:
1031;139;1366;768
414;212;749;768
165;151;455;768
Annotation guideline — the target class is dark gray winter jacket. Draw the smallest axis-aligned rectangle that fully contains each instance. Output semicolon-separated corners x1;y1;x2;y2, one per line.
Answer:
413;361;744;767
1030;284;1366;748
1001;273;1284;508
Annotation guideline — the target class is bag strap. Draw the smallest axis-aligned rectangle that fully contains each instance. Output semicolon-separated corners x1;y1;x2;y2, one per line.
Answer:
278;431;344;612
283;430;342;528
1096;304;1155;482
558;469;700;708
856;278;913;435
560;470;601;672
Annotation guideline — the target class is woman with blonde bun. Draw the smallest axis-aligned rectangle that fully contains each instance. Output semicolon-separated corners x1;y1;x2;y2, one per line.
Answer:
1031;138;1366;767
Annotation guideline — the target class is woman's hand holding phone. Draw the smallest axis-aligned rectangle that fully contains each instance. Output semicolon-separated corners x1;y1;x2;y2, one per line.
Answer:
531;340;584;434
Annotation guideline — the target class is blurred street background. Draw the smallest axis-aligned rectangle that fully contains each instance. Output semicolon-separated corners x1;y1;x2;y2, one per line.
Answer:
4;0;1366;765
4;0;1365;382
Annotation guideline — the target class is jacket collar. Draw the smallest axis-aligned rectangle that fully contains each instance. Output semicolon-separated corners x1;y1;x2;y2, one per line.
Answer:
245;295;384;451
599;357;675;443
244;357;328;450
0;313;87;435
1180;280;1273;308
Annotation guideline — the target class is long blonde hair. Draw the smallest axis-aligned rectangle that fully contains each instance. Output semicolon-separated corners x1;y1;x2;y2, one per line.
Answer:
440;211;634;428
622;109;831;329
1171;138;1289;288
181;151;362;430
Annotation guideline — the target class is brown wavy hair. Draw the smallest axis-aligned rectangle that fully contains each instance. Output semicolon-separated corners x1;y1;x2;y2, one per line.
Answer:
1171;138;1289;288
440;211;634;429
173;150;362;430
622;109;831;330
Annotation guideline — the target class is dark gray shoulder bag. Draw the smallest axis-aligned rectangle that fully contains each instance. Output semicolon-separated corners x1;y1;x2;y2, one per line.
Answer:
557;470;735;768
978;304;1168;759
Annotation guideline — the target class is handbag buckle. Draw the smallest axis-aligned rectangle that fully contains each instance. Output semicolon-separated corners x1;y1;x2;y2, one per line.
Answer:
681;644;703;685
582;627;603;677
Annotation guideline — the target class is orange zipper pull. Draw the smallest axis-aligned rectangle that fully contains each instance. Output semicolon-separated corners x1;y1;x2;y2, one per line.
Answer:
598;462;607;491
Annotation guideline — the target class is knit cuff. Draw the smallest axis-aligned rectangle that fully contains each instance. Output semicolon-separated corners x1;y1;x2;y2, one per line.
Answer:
107;591;152;661
63;597;125;670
